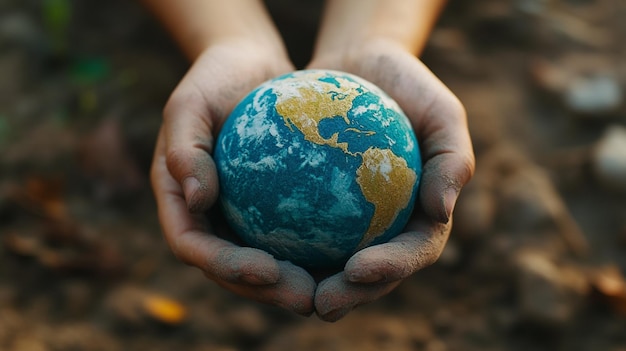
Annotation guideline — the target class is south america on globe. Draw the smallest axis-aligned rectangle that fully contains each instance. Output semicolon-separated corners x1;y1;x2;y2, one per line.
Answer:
214;69;422;269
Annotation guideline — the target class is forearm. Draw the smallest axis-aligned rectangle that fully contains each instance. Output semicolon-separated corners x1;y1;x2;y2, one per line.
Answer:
140;0;287;61
313;0;446;59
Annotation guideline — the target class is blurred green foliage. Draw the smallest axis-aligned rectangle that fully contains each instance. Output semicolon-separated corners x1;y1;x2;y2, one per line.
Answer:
70;57;110;85
43;0;71;54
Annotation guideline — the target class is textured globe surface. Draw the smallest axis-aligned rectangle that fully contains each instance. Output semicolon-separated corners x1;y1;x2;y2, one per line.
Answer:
214;70;422;269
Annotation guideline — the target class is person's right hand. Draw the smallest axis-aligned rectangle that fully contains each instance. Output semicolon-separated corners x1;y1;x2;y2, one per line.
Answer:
150;40;316;316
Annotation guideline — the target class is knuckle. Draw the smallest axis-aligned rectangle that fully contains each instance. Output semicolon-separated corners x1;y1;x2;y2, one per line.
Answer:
165;147;191;176
170;234;200;268
169;239;189;265
459;152;477;183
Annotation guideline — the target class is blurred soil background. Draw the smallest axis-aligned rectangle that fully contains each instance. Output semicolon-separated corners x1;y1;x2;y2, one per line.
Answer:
1;0;626;350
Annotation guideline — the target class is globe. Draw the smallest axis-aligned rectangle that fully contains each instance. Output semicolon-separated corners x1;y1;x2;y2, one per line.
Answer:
214;69;422;269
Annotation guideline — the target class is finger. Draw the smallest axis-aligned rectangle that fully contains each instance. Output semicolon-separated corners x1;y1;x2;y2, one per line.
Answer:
151;129;280;285
162;79;219;213
345;216;452;284
315;272;402;322
216;260;316;316
415;91;474;223
420;151;474;223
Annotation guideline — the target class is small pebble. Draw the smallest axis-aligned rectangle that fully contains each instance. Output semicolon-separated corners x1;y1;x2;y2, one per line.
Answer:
592;125;626;192
565;75;622;115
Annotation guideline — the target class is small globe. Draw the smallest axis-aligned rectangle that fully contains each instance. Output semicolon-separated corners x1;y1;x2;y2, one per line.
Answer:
214;69;422;269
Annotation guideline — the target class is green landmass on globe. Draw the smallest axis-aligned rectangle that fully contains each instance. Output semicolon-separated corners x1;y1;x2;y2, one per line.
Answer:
214;69;422;269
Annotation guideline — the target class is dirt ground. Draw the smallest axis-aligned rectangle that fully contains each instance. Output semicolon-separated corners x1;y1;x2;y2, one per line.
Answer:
1;0;626;350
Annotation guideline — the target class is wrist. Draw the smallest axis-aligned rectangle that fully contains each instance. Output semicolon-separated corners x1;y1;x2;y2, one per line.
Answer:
197;37;293;75
309;37;406;72
311;0;446;67
182;30;289;65
142;0;288;62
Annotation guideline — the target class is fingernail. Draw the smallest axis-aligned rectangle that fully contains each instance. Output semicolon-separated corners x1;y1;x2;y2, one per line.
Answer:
348;271;384;284
240;273;277;285
443;188;459;223
321;306;353;322
182;177;201;212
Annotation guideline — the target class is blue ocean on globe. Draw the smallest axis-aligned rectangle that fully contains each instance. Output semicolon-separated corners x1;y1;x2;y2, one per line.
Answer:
214;69;422;269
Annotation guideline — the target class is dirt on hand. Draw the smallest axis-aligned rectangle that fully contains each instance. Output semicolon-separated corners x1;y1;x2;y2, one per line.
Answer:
1;0;625;350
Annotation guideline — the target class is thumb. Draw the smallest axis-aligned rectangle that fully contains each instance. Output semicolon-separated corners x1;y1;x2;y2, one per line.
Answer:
162;91;219;213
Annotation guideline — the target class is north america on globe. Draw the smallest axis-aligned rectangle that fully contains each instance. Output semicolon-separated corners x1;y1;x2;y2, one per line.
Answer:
214;69;422;269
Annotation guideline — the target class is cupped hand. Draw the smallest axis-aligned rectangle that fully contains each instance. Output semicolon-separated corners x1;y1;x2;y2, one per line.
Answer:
150;41;316;315
308;39;475;322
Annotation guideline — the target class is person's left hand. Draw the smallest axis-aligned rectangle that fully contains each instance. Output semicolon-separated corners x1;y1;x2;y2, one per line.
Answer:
308;39;475;322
